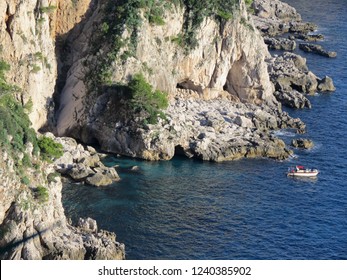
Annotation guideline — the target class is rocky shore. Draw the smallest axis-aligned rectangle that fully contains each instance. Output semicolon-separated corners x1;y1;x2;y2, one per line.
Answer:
0;0;338;260
49;133;120;187
252;0;336;110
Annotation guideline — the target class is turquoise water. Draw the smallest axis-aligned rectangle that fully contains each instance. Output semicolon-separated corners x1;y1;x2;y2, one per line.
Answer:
62;0;347;259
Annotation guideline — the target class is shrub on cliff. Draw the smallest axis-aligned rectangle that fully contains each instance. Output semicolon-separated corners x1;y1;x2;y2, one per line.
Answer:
38;136;63;162
128;73;168;124
0;95;39;160
35;186;49;203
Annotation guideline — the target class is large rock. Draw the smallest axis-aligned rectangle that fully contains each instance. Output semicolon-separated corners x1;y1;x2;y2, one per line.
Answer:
317;76;336;92
67;164;94;181
268;52;318;94
86;172;113;187
274;90;311;109
291;138;314;149
290;34;324;42
299;43;337;58
264;37;296;51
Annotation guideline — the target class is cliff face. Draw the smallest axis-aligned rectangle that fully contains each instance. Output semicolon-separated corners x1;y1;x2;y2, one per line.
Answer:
0;0;125;260
0;0;91;130
0;0;306;259
54;0;291;161
0;147;125;260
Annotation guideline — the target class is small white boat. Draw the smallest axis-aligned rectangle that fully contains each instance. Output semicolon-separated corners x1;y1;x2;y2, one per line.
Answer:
287;165;319;177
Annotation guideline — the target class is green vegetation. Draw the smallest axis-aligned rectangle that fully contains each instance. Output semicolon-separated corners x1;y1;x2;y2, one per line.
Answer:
39;5;57;14
0;59;39;176
0;60;13;93
21;176;30;185
38;136;63;162
178;0;239;51
31;64;41;73
34;186;49;203
128;73;168;124
0;94;39;160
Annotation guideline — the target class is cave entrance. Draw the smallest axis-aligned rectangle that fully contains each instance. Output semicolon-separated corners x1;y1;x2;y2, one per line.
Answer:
174;145;194;159
176;80;203;95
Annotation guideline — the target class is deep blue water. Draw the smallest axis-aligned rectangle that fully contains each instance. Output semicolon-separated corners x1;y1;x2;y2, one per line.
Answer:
62;0;347;259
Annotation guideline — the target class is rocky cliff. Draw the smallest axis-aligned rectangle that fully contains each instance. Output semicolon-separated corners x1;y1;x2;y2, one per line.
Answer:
0;0;124;260
0;146;125;260
1;0;320;260
55;0;303;161
0;0;92;130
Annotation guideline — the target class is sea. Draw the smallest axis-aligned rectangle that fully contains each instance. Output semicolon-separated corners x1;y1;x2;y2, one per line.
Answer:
62;0;347;260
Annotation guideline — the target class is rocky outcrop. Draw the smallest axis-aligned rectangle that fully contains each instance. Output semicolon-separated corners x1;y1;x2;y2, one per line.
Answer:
267;52;316;108
299;43;337;58
274;90;311;109
317;76;336;92
291;138;314;149
53;0;308;162
0;149;125;260
267;52;335;108
49;133;120;187
264;37;296;51
252;0;336;110
87;97;305;161
251;0;316;36
290;33;324;42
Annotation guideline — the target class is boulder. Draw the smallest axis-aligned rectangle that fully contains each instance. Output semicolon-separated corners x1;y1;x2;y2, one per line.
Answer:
264;37;296;51
78;154;100;168
274;90;311;109
93;166;120;181
78;218;98;233
234;115;254;128
86;172;113;187
291;138;314;149
317;76;336;92
67;164;95;181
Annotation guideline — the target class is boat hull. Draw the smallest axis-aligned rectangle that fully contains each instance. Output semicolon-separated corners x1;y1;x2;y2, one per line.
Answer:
287;171;319;177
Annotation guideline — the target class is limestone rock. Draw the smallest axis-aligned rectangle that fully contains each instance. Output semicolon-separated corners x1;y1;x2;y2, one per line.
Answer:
291;138;314;149
57;1;276;139
78;218;98;233
67;164;94;181
264;37;296;51
0;149;125;260
291;34;324;42
86;173;113;187
317;76;336;92
299;43;337;58
274;90;311;109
